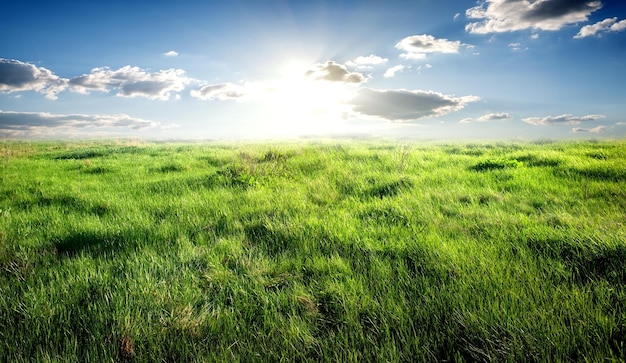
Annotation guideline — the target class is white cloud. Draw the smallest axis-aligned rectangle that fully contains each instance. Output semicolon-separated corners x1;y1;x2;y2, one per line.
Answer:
190;82;249;101
454;13;461;20
508;42;528;51
575;17;626;38
383;65;406;78
161;123;181;130
346;54;388;69
466;0;603;34
396;34;463;59
163;50;179;57
522;113;605;125
572;125;606;133
0;58;68;99
305;61;366;84
461;112;512;123
349;88;480;122
0;109;159;138
69;65;191;100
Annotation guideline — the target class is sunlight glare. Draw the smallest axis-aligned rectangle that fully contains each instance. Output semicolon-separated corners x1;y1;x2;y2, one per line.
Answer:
259;59;356;136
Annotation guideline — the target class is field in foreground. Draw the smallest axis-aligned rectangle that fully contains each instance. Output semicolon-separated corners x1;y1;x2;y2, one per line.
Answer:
1;139;625;361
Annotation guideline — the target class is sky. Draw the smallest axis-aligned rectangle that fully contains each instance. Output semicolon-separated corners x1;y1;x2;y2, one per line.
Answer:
1;0;625;140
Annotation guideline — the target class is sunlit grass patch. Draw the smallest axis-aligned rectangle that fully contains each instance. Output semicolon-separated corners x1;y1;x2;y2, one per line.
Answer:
0;139;625;361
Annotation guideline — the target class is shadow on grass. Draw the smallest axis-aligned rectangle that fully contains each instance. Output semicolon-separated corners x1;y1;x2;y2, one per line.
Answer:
54;229;144;258
16;194;112;217
244;223;300;257
525;236;626;284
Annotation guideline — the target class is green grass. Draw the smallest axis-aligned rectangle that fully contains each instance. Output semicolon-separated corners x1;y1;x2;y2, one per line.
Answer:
1;139;625;361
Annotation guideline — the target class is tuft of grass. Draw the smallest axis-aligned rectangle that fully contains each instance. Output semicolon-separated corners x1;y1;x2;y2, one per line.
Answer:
470;158;521;171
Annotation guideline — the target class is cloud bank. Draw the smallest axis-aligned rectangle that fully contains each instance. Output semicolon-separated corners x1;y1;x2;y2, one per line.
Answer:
0;109;159;137
465;0;603;34
350;88;479;122
395;35;462;59
0;59;194;101
305;61;366;84
575;17;626;38
69;66;190;100
0;58;68;99
522;113;605;125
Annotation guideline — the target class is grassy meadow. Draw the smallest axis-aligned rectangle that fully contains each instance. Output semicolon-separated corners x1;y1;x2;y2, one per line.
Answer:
1;139;625;361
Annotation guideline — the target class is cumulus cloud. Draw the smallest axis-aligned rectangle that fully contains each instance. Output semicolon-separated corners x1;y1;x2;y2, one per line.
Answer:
0;58;68;99
575;17;626;38
465;0;603;34
522;113;605;125
0;109;159;137
345;54;388;69
190;83;248;101
461;112;512;123
305;61;366;84
163;50;179;57
572;125;606;133
349;88;480;122
69;66;191;100
395;35;462;59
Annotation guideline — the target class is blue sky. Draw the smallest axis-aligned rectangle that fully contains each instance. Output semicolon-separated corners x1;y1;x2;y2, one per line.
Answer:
1;0;625;140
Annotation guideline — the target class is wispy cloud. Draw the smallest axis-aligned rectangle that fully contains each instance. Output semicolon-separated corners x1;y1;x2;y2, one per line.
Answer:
465;0;603;34
69;66;191;100
383;65;406;78
461;112;512;123
508;42;527;51
190;82;249;101
0;109;159;137
0;58;67;99
349;88;479;122
305;61;366;84
395;34;463;59
575;17;626;38
522;113;605;125
572;125;606;133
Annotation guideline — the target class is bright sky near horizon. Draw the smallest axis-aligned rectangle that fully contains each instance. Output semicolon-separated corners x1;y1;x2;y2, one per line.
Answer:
1;0;625;140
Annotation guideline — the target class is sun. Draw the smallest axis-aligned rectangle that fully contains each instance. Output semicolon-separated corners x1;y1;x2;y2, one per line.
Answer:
257;60;356;136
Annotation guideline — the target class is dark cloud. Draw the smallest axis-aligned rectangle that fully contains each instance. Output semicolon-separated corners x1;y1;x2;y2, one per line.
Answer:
305;61;366;84
349;88;479;122
522;113;604;125
523;0;600;22
0;110;159;137
466;0;602;34
69;66;190;100
0;58;67;99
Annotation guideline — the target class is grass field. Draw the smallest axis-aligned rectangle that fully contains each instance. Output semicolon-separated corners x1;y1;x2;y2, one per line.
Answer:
1;139;625;361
